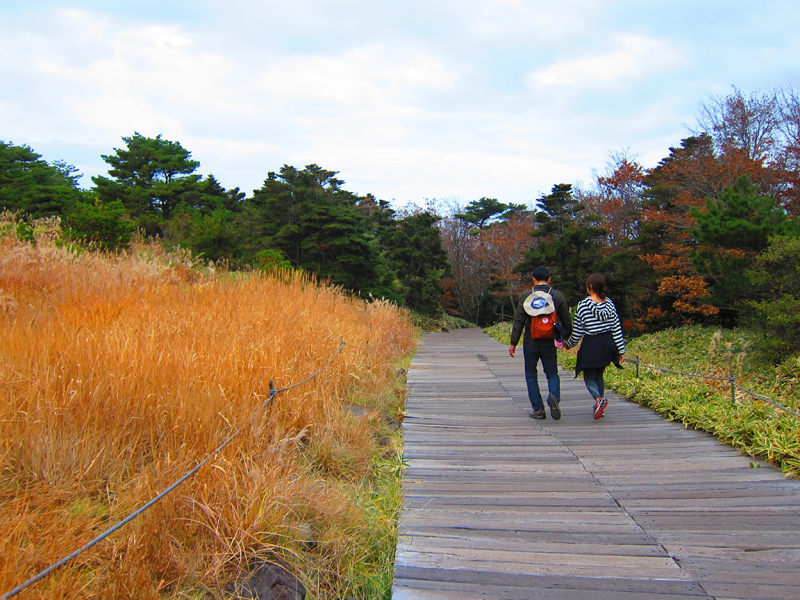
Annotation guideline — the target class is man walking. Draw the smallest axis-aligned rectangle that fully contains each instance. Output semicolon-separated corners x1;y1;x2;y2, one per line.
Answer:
509;266;572;420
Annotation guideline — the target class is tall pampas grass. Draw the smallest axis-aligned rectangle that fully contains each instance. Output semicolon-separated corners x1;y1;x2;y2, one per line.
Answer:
0;215;414;599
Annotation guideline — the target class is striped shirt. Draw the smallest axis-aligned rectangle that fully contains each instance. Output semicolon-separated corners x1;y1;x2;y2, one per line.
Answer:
565;297;625;354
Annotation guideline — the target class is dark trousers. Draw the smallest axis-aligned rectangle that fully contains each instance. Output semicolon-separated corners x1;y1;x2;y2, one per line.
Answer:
523;344;560;411
582;367;606;400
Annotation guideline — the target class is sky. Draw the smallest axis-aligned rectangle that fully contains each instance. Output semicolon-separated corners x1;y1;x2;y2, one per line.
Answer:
2;0;799;209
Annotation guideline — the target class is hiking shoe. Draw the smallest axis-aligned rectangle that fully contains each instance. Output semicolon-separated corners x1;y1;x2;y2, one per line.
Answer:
547;393;561;421
530;409;546;420
593;397;608;420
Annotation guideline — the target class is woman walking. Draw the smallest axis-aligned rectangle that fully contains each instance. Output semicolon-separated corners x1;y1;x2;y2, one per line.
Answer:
565;273;625;419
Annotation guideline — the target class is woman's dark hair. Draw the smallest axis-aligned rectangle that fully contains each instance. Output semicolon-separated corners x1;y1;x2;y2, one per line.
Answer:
585;273;607;300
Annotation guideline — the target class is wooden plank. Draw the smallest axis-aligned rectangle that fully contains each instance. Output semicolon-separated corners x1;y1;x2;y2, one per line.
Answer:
397;536;669;557
402;497;619;509
393;581;708;600
394;549;687;580
684;580;800;600
394;566;708;595
402;526;660;546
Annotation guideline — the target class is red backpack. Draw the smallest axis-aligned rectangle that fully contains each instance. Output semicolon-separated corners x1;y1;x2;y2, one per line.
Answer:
523;287;557;339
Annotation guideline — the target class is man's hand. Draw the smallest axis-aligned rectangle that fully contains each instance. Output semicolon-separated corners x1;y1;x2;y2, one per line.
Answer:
509;345;516;358
619;354;625;364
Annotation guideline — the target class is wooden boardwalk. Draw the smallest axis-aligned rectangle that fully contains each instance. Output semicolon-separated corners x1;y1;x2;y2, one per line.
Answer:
392;328;800;600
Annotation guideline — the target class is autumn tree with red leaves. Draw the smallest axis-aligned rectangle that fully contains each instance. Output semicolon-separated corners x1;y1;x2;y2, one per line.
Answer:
475;213;537;313
581;152;647;247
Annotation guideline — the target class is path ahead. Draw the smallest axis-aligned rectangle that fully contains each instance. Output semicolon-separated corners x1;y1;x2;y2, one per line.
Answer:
392;329;800;600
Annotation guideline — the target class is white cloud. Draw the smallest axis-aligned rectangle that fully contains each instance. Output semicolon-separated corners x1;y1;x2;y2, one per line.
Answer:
258;46;458;108
20;13;260;124
301;137;586;204
453;0;603;43
35;11;254;130
528;34;685;90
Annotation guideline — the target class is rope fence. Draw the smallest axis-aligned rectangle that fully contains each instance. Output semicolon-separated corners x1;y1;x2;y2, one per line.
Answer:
2;339;347;599
628;356;800;420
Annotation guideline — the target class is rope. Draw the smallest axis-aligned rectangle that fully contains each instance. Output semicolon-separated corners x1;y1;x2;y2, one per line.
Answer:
628;357;800;419
3;339;346;599
733;382;800;419
631;359;732;381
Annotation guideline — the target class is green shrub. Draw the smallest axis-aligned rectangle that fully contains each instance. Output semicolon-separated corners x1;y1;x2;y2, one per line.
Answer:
748;236;800;359
62;199;136;249
441;313;476;330
483;321;512;344
411;311;477;332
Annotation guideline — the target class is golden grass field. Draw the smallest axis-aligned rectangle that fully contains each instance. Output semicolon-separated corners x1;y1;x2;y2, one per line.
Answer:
0;217;415;599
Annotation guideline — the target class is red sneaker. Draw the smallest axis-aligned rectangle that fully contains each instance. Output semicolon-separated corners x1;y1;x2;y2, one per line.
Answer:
593;397;608;420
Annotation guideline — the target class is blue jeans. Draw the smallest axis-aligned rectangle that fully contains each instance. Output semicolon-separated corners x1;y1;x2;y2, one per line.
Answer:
523;344;560;411
582;367;606;400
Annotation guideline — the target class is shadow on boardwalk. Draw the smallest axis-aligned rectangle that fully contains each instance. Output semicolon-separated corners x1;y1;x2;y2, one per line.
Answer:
392;329;800;600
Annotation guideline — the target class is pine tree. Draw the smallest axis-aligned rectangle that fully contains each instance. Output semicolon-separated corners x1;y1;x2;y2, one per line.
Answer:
382;212;449;316
92;133;201;225
0;141;83;218
516;184;606;305
690;176;800;317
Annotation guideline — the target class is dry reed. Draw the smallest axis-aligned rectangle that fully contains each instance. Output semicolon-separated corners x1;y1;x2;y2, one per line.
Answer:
0;217;414;599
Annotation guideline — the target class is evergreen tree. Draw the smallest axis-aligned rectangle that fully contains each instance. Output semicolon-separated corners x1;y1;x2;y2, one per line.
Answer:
692;176;798;251
249;164;350;267
454;197;523;231
516;184;606;305
299;201;396;298
191;174;245;215
92;133;201;228
748;236;800;360
61;197;136;250
247;164;400;300
534;184;587;236
165;175;247;264
0;141;83;218
690;176;800;318
172;207;241;263
382;212;450;316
